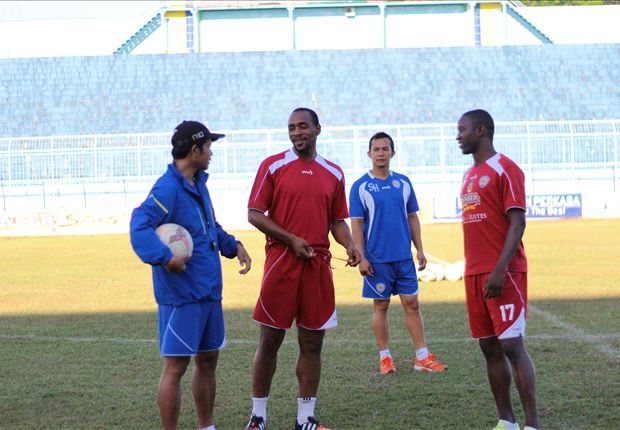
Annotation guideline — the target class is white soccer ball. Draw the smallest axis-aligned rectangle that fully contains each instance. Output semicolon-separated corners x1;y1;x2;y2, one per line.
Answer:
155;223;193;258
418;267;437;282
444;260;465;282
430;263;445;281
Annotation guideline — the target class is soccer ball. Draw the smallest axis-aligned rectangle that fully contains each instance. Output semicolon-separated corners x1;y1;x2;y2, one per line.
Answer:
444;260;465;282
418;266;437;282
155;223;193;258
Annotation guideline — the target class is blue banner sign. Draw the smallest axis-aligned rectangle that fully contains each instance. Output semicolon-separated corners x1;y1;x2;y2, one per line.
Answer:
526;194;582;218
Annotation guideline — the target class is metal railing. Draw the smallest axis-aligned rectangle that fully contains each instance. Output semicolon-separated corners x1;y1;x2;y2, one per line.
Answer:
1;119;618;211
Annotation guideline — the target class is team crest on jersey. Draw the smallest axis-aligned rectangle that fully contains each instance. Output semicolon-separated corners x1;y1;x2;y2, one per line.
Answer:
479;175;490;188
466;176;476;193
392;179;400;188
376;283;386;293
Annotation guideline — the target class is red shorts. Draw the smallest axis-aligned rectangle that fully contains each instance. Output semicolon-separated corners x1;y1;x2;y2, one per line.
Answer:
253;245;336;330
464;271;528;340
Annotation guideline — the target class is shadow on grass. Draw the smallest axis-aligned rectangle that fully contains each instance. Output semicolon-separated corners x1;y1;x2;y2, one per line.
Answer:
1;299;618;429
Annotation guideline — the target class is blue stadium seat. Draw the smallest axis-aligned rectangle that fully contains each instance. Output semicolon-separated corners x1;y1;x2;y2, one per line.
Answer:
1;44;619;138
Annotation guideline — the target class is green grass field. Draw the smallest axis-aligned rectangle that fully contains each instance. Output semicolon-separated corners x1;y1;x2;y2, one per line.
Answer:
0;219;619;429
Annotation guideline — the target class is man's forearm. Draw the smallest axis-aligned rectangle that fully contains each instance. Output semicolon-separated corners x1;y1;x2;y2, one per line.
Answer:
248;209;295;246
330;220;354;249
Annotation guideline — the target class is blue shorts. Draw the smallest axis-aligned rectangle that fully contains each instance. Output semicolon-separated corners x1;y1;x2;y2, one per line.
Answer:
362;260;419;300
157;300;226;356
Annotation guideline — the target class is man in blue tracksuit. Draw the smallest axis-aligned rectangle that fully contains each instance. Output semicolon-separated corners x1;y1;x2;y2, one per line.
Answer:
130;120;252;430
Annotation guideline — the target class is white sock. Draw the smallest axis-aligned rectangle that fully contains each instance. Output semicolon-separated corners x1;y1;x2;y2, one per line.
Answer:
251;396;269;420
498;419;519;430
523;426;538;430
297;397;317;424
379;348;391;359
415;347;429;360
199;426;215;430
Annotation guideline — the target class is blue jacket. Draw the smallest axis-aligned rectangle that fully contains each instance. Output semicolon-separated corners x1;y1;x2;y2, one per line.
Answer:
130;163;239;305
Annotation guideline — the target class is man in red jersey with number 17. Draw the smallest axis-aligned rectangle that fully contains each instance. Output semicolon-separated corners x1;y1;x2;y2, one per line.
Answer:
457;109;539;430
244;107;361;430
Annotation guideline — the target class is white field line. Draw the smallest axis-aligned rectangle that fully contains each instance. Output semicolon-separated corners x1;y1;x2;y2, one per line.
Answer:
1;332;619;348
2;251;617;361
528;304;620;361
424;252;451;265
426;253;620;361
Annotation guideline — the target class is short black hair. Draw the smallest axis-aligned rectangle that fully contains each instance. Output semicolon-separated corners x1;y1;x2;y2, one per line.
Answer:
171;140;204;159
369;131;395;151
292;107;320;126
462;109;495;140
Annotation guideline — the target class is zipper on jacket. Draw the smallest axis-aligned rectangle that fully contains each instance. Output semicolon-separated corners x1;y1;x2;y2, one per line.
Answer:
195;202;217;250
195;205;207;236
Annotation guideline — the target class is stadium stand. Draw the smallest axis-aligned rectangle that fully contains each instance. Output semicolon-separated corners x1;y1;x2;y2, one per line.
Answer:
1;43;619;138
1;1;619;233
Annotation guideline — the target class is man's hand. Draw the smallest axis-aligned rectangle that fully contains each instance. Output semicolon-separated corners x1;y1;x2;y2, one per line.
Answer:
236;242;252;274
346;245;361;268
165;254;190;273
416;251;427;271
484;269;505;298
290;236;315;259
358;258;373;276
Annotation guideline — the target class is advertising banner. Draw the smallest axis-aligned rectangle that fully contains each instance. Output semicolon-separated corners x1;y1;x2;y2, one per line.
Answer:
0;209;131;236
436;193;583;221
526;194;582;218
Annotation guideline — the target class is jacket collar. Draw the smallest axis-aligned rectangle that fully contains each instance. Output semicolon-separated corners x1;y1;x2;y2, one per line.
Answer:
167;163;209;195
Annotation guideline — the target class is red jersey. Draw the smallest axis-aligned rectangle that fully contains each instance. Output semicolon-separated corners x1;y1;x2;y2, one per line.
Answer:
248;148;349;250
460;153;527;275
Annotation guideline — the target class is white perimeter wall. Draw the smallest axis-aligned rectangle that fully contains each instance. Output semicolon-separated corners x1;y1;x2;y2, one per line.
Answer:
1;176;618;237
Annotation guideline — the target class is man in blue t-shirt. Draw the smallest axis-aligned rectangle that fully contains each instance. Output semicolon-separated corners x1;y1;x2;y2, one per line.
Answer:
349;132;447;375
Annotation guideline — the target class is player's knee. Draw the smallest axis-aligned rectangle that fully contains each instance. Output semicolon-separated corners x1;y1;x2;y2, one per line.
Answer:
298;331;325;355
405;301;420;313
500;337;528;362
195;351;219;370
258;331;285;354
299;340;323;356
163;357;191;377
258;339;281;356
400;296;420;314
479;337;503;359
374;299;390;312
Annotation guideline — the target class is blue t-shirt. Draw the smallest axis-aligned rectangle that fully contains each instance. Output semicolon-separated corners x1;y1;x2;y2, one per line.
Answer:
349;171;419;264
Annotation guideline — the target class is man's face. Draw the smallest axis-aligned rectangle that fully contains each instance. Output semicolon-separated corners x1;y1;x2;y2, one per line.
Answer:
456;115;479;155
368;137;394;169
194;139;213;170
288;110;320;156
